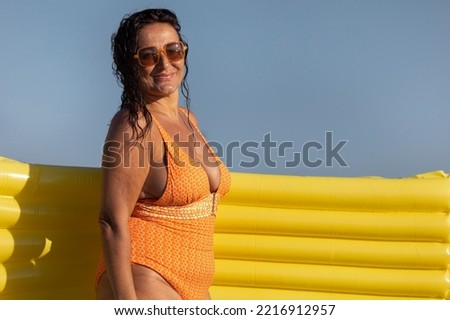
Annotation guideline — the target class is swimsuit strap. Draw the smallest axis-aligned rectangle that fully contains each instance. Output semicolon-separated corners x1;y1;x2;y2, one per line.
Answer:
151;107;204;151
178;108;223;165
151;107;221;164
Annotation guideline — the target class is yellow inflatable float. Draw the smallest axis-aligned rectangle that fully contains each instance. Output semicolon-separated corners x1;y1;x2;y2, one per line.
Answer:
0;156;449;299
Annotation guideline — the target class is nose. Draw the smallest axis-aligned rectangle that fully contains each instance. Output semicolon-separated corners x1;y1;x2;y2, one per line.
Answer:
156;51;170;68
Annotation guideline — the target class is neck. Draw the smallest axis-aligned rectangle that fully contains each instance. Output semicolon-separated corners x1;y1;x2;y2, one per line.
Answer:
145;91;180;119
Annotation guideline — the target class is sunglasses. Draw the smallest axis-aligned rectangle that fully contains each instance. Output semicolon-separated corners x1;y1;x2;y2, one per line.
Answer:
133;42;187;67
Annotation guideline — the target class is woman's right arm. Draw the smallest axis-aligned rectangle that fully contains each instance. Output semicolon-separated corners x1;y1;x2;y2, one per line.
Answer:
98;111;150;299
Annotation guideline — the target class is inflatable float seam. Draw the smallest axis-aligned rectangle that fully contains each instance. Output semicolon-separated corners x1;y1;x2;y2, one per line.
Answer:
220;201;450;213
213;229;450;243
209;285;439;300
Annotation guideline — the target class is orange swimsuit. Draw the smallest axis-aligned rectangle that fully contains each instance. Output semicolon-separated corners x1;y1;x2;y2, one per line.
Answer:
96;108;231;300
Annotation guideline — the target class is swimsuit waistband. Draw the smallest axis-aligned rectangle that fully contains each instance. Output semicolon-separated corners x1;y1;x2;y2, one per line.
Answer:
132;193;220;220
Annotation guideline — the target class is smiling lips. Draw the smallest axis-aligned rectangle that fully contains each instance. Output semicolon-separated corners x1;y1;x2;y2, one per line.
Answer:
153;72;174;81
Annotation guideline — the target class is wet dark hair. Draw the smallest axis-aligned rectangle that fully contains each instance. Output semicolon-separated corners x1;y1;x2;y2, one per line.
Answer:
111;8;191;139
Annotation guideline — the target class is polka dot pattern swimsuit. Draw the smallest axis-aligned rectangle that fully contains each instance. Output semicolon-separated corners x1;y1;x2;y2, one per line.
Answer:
96;108;231;299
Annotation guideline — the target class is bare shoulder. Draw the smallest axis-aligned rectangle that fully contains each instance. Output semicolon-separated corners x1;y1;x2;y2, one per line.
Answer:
110;108;129;125
102;109;162;171
105;108;164;157
107;109;134;138
107;109;158;142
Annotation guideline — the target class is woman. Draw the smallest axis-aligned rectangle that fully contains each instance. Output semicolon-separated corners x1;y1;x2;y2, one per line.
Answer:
95;8;231;300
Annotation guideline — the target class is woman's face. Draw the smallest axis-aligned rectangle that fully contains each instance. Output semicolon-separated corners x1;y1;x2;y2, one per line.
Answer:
136;23;185;100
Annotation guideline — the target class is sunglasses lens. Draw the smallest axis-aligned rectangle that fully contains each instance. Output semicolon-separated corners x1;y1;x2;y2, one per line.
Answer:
165;42;185;61
138;48;159;66
136;42;186;66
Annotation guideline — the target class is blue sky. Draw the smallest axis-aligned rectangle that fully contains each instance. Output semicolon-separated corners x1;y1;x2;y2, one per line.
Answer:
1;0;449;178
